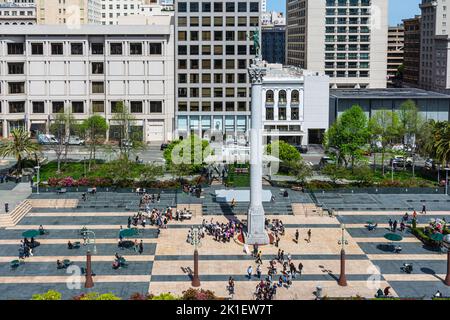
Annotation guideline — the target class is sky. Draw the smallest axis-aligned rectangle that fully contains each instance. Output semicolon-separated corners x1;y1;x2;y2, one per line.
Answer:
267;0;422;26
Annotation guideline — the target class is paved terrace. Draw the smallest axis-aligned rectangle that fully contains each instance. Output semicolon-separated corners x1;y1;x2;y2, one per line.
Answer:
0;189;449;299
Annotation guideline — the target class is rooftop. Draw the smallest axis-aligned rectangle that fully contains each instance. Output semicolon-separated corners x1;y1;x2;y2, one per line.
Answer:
330;88;450;99
263;64;325;81
0;24;171;35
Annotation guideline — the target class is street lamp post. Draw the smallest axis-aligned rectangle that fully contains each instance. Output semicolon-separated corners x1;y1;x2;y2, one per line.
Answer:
85;250;94;288
34;165;40;195
445;168;450;195
189;227;202;287
443;235;450;286
337;223;348;286
83;230;97;288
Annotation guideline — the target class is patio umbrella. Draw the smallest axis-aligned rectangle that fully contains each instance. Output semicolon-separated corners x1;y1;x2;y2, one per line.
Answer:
119;228;139;238
22;230;40;238
430;233;444;242
384;233;403;242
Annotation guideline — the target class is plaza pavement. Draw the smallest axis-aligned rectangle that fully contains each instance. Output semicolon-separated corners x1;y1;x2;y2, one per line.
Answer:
0;191;449;300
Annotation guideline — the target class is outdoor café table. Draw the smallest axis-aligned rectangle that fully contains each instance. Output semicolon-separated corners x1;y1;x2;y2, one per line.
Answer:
10;260;20;268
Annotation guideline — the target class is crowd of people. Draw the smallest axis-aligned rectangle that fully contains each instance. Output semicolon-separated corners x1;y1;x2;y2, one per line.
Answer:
182;184;202;197
202;218;243;243
18;237;38;259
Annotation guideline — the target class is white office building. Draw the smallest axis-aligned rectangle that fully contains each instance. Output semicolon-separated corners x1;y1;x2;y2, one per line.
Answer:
0;24;175;143
286;0;388;89
261;64;330;145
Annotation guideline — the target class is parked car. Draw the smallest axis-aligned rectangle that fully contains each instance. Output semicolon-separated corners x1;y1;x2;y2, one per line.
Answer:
64;136;85;146
293;145;308;154
319;156;335;169
37;134;59;145
390;155;413;167
121;139;133;148
160;143;169;151
425;159;438;170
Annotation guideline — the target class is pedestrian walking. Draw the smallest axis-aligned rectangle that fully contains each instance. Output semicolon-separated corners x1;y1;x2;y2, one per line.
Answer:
255;251;263;264
295;229;299;243
298;262;303;276
421;204;427;214
134;239;138;252
139;240;144;254
127;217;131;229
256;264;262;279
247;265;253;280
307;229;312;243
388;218;393;231
275;235;280;247
392;220;398;232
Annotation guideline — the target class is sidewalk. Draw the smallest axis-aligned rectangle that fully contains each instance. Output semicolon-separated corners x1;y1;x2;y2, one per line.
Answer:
0;183;31;214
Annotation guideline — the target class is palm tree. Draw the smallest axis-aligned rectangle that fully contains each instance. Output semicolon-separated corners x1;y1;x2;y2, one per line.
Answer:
0;129;39;176
434;122;450;166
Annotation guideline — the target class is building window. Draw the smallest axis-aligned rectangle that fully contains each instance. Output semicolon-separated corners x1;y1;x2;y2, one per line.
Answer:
8;63;24;75
278;90;287;104
92;101;105;113
91;62;104;74
250;2;258;12
130;101;143;113
7;43;24;55
8;82;25;94
51;43;64;55
110;43;123;55
110;101;123;113
291;108;299;120
9;101;25;113
291;90;299;104
31;43;43;55
71;43;83;55
266;108;274;120
72;101;84;114
52;102;64;113
130;43;142;55
32;101;45;114
149;43;162;55
91;43;104;55
150;101;162;113
92;82;104;94
266;90;274;103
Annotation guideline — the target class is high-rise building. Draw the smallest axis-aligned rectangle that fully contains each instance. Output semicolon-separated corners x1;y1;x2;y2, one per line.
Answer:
0;0;36;25
262;26;285;64
174;0;260;141
419;0;450;93
286;0;388;89
387;25;404;87
261;0;266;13
402;16;421;86
36;0;101;25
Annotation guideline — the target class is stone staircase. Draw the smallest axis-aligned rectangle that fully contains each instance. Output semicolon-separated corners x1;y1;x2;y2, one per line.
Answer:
292;203;324;216
0;200;32;228
28;199;79;209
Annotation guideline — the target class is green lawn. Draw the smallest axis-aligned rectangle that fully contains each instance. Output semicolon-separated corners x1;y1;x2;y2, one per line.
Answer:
36;160;144;182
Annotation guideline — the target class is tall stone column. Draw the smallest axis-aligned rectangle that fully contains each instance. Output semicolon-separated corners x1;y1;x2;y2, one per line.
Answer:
2;119;7;138
246;58;269;245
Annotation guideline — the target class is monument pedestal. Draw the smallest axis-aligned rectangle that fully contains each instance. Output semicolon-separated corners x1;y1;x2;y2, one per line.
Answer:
245;204;269;245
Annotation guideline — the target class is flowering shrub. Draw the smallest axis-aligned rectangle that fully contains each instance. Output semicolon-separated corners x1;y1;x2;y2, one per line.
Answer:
181;288;218;300
46;177;113;187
